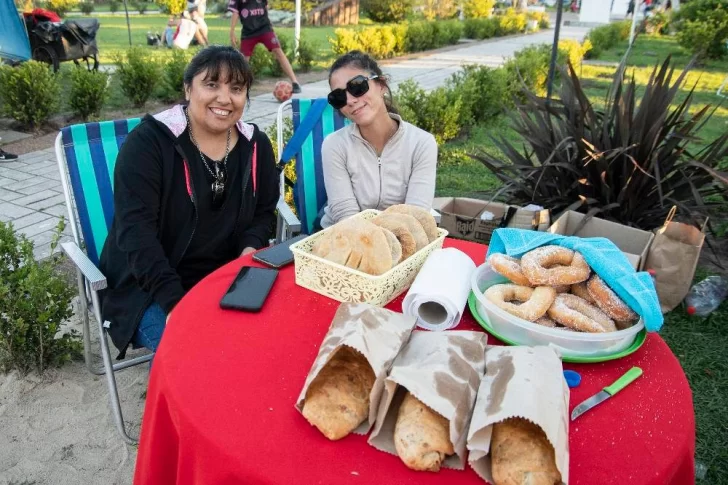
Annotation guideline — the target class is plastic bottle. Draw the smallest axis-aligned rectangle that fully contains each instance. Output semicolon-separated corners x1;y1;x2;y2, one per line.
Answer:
684;276;728;317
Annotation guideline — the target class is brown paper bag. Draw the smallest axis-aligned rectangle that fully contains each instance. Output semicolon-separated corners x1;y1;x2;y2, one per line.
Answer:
368;331;488;470
467;346;570;484
644;207;706;312
295;302;417;435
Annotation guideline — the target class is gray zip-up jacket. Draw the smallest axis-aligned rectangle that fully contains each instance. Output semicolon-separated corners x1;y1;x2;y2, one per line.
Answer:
320;113;438;228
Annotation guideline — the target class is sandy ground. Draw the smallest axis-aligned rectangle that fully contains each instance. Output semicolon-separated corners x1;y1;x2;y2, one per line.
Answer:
0;297;150;485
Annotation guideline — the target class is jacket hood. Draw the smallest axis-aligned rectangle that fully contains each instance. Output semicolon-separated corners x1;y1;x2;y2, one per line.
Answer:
152;104;255;141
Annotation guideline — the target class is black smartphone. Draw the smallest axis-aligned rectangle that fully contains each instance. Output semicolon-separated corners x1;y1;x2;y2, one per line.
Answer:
220;266;278;312
251;234;308;269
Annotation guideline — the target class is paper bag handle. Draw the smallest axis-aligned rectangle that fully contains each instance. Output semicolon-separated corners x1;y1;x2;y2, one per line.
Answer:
663;206;677;226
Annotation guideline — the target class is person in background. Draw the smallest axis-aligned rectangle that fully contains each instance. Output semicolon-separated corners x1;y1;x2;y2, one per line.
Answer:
163;15;180;47
173;11;207;49
319;50;437;229
190;7;209;45
98;46;278;358
187;0;207;17
228;0;301;93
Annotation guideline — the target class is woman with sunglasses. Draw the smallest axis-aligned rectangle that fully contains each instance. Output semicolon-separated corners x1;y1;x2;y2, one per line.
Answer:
320;51;438;229
98;46;279;359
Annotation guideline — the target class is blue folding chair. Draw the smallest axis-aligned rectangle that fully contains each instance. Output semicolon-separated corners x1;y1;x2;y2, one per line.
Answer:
54;119;153;444
275;98;350;241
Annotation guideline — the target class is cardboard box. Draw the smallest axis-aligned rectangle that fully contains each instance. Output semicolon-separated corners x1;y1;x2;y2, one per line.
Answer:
548;211;654;270
432;197;550;245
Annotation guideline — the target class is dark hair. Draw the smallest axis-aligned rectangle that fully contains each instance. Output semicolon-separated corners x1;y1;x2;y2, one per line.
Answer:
183;45;253;101
328;50;397;114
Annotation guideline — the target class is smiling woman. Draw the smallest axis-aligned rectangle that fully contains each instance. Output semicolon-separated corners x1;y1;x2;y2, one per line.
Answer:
319;51;438;229
98;45;279;359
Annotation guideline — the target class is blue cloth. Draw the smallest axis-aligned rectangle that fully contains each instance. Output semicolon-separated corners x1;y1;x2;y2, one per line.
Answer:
132;303;167;352
486;228;663;332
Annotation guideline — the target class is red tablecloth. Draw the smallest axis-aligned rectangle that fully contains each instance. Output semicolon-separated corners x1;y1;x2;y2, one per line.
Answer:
134;239;695;485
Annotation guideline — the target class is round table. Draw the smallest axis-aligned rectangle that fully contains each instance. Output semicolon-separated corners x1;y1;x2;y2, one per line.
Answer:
133;239;695;485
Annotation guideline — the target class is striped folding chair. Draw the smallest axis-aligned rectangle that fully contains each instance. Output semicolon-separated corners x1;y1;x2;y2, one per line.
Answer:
54;118;153;444
275;98;350;241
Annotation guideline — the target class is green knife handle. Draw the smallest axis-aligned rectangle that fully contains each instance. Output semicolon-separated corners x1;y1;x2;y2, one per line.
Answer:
604;367;643;395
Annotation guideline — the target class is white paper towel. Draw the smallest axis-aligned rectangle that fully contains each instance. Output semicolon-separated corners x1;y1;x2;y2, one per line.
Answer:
402;248;476;331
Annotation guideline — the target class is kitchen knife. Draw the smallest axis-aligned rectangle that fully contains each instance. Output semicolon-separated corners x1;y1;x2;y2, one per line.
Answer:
571;367;643;421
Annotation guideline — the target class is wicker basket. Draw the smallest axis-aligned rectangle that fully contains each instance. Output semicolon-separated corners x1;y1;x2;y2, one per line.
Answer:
290;210;448;306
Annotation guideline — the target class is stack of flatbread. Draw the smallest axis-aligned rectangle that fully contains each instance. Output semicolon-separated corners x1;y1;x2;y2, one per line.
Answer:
312;205;439;276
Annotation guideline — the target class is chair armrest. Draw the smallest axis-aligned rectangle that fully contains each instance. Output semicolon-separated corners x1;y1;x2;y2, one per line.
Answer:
277;197;301;233
430;208;441;225
61;241;108;291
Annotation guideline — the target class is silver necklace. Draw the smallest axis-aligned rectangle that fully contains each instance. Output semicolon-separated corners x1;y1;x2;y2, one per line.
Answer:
185;108;232;198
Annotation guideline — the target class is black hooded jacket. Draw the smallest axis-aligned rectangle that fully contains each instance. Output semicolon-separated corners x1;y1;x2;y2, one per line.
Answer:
99;105;278;358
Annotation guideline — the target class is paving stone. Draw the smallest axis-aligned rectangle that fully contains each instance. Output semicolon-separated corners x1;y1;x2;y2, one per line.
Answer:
8;211;53;230
27;193;66;211
11;189;62;207
0;202;34;221
19;215;64;238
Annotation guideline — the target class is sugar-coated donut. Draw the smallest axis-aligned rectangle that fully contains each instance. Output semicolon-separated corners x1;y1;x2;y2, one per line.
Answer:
521;246;591;286
534;316;558;327
547;294;617;333
485;284;557;322
571;282;595;303
488;254;532;286
586;275;638;323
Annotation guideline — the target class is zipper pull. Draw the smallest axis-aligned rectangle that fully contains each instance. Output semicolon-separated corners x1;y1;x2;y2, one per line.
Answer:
378;157;381;167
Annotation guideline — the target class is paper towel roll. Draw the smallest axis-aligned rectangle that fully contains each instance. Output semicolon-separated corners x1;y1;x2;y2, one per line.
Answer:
402;248;476;331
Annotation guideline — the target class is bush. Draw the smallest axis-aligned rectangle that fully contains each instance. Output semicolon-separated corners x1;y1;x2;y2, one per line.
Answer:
463;0;495;18
447;65;513;127
79;1;94;13
674;0;728;59
161;48;189;102
464;17;500;39
498;8;527;34
420;0;458;20
504;44;551;94
249;43;273;76
330;27;360;56
264;119;296;210
0;220;81;375
585;20;631;59
644;10;670;35
69;67;109;121
330;25;404;58
527;10;549;29
109;0;119;12
0;61;60;130
134;1;148;13
115;47;160;107
268;0;318;11
296;34;318;72
362;0;412;22
406;21;437;51
436;19;464;46
46;0;79;16
558;38;591;71
156;0;185;14
396;80;463;145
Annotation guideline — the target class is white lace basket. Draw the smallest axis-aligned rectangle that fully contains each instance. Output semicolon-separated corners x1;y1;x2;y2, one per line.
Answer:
290;210;448;306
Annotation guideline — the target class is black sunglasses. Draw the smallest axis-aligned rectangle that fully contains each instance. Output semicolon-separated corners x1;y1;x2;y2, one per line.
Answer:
327;74;379;110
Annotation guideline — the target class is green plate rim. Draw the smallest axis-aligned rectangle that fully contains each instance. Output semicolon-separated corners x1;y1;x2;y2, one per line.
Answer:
467;292;647;364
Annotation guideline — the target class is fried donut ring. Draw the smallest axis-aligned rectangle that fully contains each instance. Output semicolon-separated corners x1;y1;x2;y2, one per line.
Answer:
521;246;591;286
485;284;557;322
547;294;616;333
554;285;570;294
571;282;595;303
534;316;558;328
488;254;532;286
586;275;638;323
384;204;439;242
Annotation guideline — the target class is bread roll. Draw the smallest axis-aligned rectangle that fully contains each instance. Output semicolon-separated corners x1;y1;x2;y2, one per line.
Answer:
380;227;403;266
302;346;376;440
311;219;393;275
491;418;561;485
393;392;454;472
373;213;429;253
384;204;439;242
371;216;417;260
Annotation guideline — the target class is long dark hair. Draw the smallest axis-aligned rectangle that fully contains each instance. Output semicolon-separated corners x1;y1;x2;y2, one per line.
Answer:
183;45;253;101
328;50;398;114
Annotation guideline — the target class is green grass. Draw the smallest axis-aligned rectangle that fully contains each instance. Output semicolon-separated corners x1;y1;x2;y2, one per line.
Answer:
65;13;337;66
436;32;728;484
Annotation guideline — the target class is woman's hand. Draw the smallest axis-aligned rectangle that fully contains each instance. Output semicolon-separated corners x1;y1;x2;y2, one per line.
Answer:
241;247;256;256
230;31;239;49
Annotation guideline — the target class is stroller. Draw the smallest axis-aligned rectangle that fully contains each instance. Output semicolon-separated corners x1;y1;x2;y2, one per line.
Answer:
23;9;99;72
